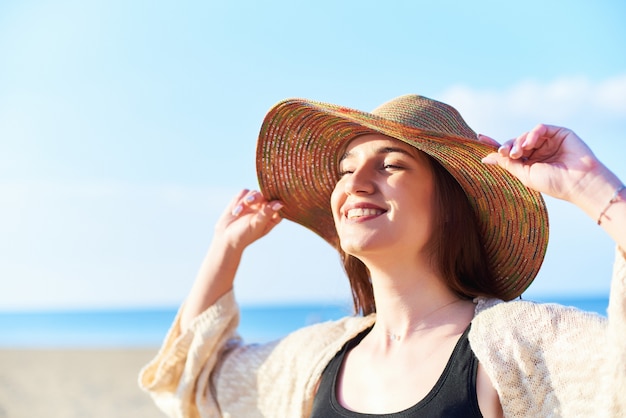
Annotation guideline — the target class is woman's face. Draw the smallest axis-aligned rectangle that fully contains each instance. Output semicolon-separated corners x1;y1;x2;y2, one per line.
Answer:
330;133;436;263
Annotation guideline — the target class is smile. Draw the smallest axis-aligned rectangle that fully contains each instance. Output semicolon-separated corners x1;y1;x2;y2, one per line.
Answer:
346;208;385;219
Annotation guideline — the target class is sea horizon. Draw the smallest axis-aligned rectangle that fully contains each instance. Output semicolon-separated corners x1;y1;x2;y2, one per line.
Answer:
0;295;610;348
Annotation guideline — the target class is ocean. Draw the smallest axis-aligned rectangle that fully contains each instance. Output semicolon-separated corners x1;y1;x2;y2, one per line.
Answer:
0;296;609;348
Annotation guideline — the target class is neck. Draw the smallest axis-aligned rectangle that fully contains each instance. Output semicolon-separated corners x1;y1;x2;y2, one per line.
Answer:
365;262;473;343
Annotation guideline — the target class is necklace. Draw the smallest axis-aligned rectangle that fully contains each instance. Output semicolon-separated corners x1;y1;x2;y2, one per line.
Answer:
385;298;465;342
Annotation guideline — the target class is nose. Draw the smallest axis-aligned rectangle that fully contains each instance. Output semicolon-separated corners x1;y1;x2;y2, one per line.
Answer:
343;166;375;195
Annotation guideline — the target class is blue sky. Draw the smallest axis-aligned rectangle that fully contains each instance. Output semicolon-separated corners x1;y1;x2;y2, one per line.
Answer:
1;0;625;310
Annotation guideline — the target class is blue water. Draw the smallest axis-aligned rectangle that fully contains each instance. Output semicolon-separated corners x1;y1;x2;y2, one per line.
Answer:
0;297;609;348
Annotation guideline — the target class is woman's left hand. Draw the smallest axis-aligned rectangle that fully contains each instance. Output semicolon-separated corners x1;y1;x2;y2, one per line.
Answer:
479;124;617;204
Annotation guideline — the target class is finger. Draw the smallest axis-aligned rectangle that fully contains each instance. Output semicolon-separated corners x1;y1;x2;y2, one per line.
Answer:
270;201;284;212
252;201;284;234
232;190;266;216
258;200;283;217
477;134;501;148
508;132;531;159
522;123;564;151
498;139;516;157
528;123;564;140
481;152;501;166
242;190;261;207
229;189;250;216
484;151;532;185
264;205;284;234
519;124;546;150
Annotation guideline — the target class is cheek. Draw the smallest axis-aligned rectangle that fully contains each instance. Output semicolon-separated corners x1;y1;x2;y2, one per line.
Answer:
330;184;344;223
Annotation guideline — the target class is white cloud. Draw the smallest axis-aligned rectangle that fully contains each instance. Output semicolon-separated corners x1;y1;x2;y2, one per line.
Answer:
439;74;626;180
593;74;626;114
440;74;626;139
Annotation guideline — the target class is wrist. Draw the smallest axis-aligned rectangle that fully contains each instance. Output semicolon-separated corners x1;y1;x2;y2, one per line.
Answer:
207;236;245;264
597;185;626;225
569;166;623;223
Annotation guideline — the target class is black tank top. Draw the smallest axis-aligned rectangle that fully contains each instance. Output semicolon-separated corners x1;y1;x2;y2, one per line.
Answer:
310;324;482;417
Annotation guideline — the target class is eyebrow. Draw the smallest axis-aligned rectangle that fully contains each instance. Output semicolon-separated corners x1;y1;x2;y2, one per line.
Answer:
340;146;416;162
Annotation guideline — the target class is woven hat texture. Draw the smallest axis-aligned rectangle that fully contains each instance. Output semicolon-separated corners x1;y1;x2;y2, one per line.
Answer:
256;94;549;300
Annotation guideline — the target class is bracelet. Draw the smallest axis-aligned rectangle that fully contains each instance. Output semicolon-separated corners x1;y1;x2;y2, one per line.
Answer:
597;184;626;225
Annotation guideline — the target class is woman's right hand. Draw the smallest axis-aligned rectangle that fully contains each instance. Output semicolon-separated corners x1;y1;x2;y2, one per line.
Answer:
214;189;284;252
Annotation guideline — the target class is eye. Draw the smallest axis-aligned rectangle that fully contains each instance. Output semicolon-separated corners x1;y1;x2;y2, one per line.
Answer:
338;162;355;177
338;168;354;177
383;162;404;171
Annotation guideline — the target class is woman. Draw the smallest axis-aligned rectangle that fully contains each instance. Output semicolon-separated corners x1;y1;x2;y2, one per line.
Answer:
139;95;625;417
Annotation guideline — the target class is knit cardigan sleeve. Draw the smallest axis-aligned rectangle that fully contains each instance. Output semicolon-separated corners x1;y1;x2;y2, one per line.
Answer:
138;291;241;417
469;249;626;418
138;291;374;418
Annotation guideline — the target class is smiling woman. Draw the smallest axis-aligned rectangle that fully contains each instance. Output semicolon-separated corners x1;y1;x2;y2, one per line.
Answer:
139;94;626;417
332;136;437;265
333;134;493;317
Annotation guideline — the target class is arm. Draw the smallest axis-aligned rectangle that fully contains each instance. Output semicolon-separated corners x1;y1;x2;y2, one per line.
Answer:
180;189;283;330
480;125;626;414
139;189;283;417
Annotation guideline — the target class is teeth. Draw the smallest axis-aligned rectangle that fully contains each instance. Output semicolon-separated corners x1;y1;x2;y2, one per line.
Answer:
346;208;383;219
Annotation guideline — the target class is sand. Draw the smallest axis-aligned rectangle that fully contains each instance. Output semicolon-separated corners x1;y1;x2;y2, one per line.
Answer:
0;348;164;418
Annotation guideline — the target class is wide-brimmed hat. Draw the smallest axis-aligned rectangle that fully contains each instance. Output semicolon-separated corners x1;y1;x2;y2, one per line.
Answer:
256;94;549;300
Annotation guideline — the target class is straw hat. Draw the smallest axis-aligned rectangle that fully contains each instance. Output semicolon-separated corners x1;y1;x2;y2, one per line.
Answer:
256;94;549;300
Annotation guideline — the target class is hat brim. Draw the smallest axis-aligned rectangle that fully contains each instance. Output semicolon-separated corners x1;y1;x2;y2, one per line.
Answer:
256;98;549;300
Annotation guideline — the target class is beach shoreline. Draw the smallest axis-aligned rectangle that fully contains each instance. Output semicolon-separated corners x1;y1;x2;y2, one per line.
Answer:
0;348;163;418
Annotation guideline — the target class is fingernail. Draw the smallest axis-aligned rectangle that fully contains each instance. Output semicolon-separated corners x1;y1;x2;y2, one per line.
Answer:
482;155;497;165
271;202;284;211
511;144;519;155
245;194;255;203
231;205;243;216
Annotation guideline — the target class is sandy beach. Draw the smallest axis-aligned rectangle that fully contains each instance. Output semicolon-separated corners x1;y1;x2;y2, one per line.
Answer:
0;348;163;418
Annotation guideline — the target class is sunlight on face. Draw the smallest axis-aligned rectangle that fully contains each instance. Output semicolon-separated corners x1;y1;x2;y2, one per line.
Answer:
330;134;436;263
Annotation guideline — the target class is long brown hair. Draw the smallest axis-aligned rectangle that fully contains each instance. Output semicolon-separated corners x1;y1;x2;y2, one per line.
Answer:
338;154;496;316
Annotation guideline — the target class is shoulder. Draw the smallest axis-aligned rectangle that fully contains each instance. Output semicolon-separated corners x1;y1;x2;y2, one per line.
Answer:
473;297;606;326
272;314;375;361
223;314;375;416
469;298;609;397
469;297;608;373
469;298;610;416
471;297;607;343
223;314;375;382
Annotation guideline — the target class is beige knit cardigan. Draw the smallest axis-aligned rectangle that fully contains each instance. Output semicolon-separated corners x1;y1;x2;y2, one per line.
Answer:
139;251;626;418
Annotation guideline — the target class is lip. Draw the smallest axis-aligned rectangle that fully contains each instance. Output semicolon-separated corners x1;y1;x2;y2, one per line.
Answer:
341;202;387;221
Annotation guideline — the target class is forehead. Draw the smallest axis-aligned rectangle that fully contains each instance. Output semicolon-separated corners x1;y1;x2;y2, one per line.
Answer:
341;133;423;160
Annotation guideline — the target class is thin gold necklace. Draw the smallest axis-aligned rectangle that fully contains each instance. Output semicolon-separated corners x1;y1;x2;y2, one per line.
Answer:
385;299;465;342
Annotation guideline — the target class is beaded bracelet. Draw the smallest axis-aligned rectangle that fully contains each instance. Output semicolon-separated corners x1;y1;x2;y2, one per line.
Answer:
597;184;626;225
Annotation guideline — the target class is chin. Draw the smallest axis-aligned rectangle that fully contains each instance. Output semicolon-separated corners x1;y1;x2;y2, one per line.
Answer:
339;237;385;257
